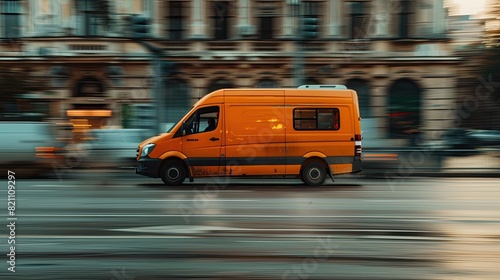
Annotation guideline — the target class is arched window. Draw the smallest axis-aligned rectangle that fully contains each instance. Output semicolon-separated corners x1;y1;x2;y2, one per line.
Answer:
207;79;234;94
74;77;104;97
346;79;371;118
388;79;421;137
256;79;280;88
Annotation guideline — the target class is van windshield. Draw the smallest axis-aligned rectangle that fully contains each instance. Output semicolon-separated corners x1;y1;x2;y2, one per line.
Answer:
165;107;193;133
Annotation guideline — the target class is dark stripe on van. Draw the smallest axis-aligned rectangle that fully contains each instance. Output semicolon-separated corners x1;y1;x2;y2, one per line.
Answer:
285;157;354;165
189;157;285;166
187;156;354;166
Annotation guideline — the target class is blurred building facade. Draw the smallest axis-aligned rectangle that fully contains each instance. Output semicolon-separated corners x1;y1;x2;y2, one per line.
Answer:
0;0;460;143
449;15;485;49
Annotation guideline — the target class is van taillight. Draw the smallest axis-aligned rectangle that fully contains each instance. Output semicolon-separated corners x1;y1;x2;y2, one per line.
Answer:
354;134;362;156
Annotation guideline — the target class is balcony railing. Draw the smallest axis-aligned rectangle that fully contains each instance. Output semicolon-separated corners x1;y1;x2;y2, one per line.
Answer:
252;42;281;52
341;40;373;52
207;41;238;51
302;41;326;52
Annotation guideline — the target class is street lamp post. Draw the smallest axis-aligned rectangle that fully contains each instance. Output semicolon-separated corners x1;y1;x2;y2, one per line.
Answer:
290;1;319;87
129;14;167;135
290;1;303;87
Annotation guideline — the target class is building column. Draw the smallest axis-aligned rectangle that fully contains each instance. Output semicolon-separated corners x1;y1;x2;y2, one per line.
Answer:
190;0;207;39
328;0;341;37
238;0;250;25
283;1;299;38
433;0;446;35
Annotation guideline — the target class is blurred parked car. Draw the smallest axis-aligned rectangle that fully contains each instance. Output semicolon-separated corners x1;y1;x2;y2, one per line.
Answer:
0;121;65;177
78;129;151;169
440;128;476;149
422;128;500;157
467;129;500;147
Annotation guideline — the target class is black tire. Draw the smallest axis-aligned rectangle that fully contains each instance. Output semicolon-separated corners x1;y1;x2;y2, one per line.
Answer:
301;161;326;186
160;160;187;186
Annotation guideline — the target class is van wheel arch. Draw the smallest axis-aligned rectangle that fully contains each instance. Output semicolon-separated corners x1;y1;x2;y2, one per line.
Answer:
300;157;331;186
160;158;189;186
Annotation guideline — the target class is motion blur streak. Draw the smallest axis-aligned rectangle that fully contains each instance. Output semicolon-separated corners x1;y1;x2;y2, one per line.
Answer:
1;174;499;280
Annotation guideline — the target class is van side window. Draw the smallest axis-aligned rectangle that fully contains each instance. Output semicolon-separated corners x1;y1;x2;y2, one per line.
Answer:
183;106;220;135
294;108;340;130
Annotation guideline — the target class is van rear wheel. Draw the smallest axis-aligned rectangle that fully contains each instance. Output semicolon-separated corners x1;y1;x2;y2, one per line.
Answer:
301;161;326;186
160;160;187;186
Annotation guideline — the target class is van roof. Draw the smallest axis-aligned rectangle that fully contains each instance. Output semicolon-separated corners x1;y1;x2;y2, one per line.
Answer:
203;88;355;99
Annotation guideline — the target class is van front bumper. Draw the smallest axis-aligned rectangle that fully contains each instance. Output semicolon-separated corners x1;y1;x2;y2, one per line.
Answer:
136;157;161;178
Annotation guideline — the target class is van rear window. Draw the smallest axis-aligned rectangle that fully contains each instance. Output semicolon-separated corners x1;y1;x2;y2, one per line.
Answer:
294;108;340;130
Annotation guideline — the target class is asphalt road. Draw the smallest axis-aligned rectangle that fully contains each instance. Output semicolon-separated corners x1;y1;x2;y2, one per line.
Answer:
1;172;500;280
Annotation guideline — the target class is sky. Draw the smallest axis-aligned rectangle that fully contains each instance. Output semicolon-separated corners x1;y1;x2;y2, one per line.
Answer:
447;0;489;16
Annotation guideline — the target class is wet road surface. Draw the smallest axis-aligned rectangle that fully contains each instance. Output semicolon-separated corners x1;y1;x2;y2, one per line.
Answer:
1;173;500;279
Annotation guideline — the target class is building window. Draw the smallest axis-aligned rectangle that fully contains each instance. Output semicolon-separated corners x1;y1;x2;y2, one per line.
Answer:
212;1;231;39
1;0;21;38
75;77;104;98
76;0;109;36
303;1;320;37
168;1;184;40
346;79;371;118
258;16;274;39
399;0;411;38
50;66;70;87
257;5;277;40
350;1;368;39
388;79;421;137
294;108;340;130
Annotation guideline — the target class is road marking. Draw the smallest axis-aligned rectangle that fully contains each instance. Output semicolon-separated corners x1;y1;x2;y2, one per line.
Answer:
18;243;63;246
239;240;321;243
32;185;253;192
364;199;500;203
16;235;198;239
4;214;500;222
5;215;500;225
359;235;498;242
109;225;435;234
146;199;258;202
143;190;254;193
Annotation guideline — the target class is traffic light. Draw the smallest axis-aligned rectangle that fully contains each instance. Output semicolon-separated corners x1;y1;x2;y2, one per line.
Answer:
129;15;151;39
301;16;319;39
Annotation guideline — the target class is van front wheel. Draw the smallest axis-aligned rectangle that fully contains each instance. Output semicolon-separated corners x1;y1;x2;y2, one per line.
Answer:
160;160;187;186
301;161;326;186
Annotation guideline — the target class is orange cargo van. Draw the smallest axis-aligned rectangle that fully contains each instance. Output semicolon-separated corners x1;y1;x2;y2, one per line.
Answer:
136;85;362;186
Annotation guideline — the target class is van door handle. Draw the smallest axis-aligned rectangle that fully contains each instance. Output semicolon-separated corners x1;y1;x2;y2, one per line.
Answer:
210;137;220;141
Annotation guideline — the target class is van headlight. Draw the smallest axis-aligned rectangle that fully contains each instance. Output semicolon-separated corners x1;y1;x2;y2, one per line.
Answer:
140;143;156;157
